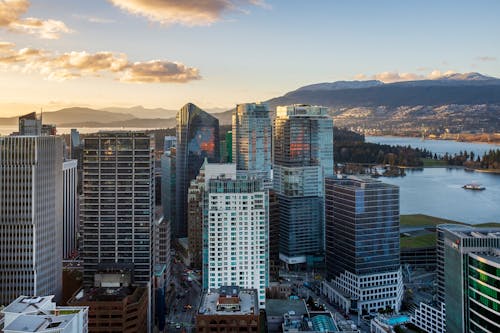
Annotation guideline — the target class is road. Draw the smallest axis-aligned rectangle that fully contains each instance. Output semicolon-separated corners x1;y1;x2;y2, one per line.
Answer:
165;257;202;333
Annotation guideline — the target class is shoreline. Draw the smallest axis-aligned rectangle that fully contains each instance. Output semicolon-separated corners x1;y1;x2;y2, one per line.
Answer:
367;134;500;146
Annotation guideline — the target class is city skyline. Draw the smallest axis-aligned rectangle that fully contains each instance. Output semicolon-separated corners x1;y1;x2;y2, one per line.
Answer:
1;0;500;116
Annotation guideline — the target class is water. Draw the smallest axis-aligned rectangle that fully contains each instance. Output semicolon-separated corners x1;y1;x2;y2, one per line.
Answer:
385;315;411;326
366;136;499;157
381;168;500;224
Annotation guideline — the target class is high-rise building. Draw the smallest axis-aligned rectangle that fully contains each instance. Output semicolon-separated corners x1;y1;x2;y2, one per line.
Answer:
175;103;220;238
18;112;41;135
201;165;269;308
0;135;64;305
63;159;79;259
273;104;334;266
163;136;176;154
268;189;280;281
81;131;155;285
70;129;83;193
161;147;176;236
440;225;500;333
188;162;237;270
232;102;272;180
322;177;403;314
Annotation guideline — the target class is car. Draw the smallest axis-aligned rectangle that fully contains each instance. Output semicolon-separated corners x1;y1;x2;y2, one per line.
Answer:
175;323;181;329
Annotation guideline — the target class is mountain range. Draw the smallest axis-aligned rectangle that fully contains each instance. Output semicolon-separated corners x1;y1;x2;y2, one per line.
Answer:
1;72;499;133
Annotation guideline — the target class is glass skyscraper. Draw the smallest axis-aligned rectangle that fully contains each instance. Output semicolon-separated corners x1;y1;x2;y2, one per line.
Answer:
273;104;333;266
232;102;272;180
175;103;220;238
322;177;403;314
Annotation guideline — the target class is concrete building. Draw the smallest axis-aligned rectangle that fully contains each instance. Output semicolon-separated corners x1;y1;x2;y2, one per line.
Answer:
196;286;260;333
2;295;88;333
323;177;403;314
175;103;220;238
273;104;334;267
68;285;148;333
188;162;237;270
232;102;272;180
81;131;155;286
200;164;269;308
0;135;64;305
63;159;79;259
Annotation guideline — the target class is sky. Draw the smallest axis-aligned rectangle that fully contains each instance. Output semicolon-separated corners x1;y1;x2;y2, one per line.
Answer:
0;0;499;117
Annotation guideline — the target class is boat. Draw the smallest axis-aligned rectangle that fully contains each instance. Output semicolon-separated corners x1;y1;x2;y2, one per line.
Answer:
463;183;485;190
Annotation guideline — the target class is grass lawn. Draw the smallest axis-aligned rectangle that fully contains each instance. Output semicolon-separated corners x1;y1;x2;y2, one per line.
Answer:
400;214;467;227
421;158;448;167
475;222;500;227
400;233;437;248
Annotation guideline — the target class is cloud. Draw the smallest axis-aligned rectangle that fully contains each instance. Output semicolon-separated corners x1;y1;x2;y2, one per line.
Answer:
476;56;497;62
0;41;201;83
73;14;116;24
0;0;71;39
108;0;267;26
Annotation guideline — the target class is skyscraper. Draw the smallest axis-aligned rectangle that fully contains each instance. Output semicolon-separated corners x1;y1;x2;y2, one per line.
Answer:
0;135;64;305
323;177;403;314
175;103;220;238
62;159;79;259
81;131;155;285
232;102;272;180
439;225;500;333
273;104;334;267
161;145;176;236
202;168;269;308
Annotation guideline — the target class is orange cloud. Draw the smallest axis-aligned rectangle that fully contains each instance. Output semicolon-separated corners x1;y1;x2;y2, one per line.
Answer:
0;0;71;39
0;41;201;83
109;0;267;26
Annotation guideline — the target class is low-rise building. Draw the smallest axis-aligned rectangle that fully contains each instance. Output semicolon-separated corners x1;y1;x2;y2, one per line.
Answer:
370;315;411;333
196;286;260;333
411;302;445;333
67;286;148;333
2;295;88;333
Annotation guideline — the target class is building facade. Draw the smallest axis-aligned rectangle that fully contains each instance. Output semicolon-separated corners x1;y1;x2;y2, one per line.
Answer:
202;174;269;308
323;177;403;314
63;159;79;259
273;104;334;266
161;147;176;237
81;132;155;285
232;102;272;180
0;136;64;305
175;103;220;238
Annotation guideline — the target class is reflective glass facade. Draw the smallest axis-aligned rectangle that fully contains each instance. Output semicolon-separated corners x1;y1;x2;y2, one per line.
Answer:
325;177;400;279
232;102;272;179
175;103;220;238
273;105;333;265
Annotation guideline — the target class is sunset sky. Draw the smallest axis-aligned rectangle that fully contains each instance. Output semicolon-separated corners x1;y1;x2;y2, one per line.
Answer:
0;0;499;117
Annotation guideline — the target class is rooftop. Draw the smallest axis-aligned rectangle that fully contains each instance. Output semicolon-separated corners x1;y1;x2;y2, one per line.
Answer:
440;224;500;239
199;287;258;316
70;286;145;303
4;314;74;332
3;296;54;315
266;299;308;317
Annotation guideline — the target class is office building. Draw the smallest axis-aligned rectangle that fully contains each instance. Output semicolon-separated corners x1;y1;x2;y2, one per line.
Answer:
18;112;42;135
233;102;272;180
2;295;88;333
196;286;260;333
201;166;269;308
268;190;280;281
63;159;79;259
0;135;64;305
322;177;403;314
175;103;220;238
273;104;334;266
163;136;176;154
70;129;83;193
81;131;155;285
411;225;500;333
161;147;176;236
